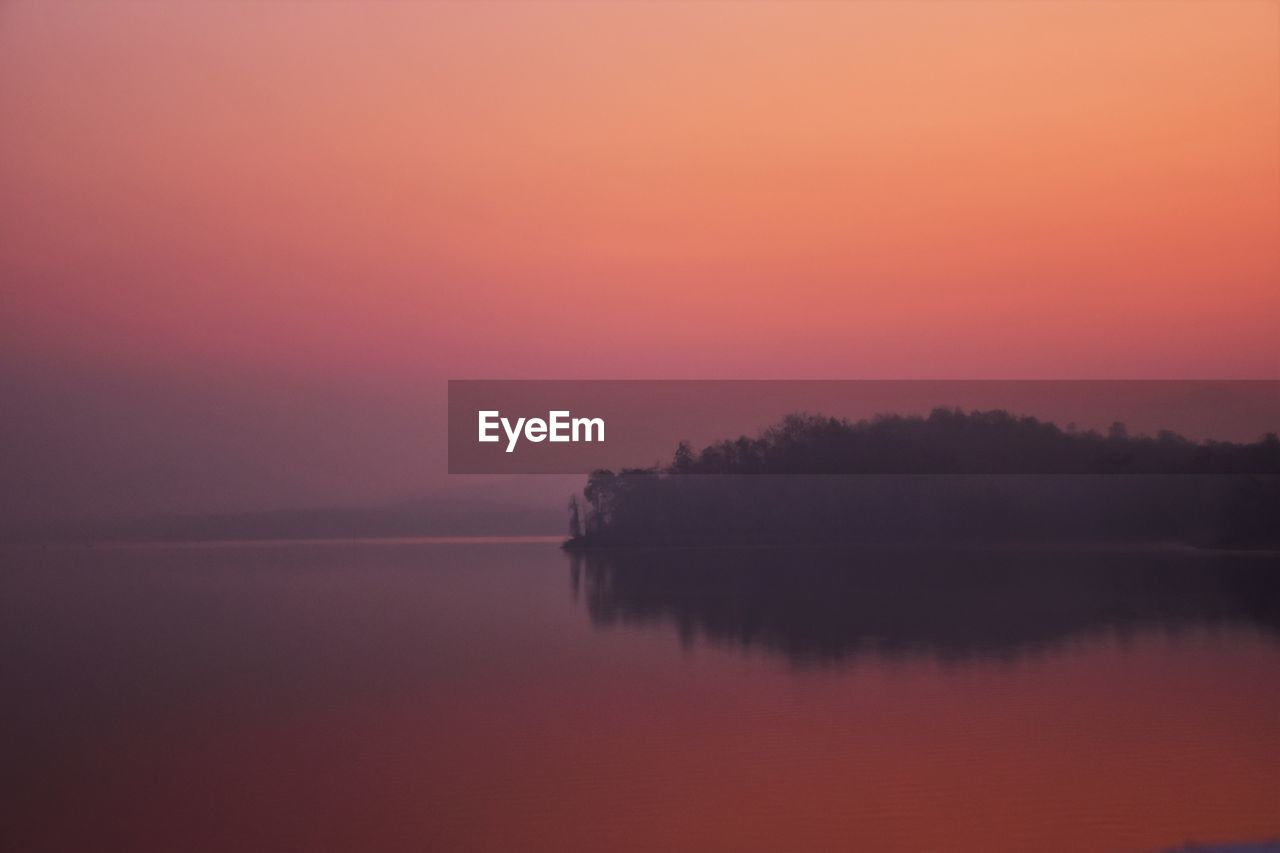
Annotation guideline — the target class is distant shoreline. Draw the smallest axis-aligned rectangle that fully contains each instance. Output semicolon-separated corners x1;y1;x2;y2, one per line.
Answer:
0;534;566;550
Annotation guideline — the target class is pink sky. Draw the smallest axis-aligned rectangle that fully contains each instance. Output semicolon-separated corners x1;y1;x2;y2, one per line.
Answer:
1;1;1277;523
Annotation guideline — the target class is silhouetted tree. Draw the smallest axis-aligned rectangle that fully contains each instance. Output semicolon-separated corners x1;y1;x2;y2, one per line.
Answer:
568;495;582;539
673;440;695;473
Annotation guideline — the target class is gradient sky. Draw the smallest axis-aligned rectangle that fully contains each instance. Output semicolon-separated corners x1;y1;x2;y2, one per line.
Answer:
1;1;1277;523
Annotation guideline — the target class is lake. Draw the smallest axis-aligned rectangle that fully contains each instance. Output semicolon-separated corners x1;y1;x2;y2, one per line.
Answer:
3;539;1278;852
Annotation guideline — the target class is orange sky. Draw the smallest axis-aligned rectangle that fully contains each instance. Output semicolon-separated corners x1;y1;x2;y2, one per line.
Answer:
3;0;1277;382
1;1;1277;520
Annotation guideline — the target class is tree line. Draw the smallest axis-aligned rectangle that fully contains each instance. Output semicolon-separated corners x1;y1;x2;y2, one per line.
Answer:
566;408;1280;549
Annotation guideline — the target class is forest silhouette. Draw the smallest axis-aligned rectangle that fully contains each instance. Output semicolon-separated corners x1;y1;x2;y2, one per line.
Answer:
567;408;1280;549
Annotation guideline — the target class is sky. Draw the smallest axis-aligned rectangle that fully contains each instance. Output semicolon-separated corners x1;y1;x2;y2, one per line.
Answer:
1;1;1277;526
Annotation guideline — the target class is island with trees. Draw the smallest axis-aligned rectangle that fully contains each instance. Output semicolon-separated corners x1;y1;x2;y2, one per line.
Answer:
563;408;1280;550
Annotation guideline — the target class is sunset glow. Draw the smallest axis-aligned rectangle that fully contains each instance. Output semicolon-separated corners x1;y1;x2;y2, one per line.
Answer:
3;1;1277;385
4;7;1280;852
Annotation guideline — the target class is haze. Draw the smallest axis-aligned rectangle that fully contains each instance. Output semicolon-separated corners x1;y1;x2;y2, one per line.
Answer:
2;1;1276;528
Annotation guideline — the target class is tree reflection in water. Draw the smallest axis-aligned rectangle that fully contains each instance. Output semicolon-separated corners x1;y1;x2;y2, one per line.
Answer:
570;545;1280;665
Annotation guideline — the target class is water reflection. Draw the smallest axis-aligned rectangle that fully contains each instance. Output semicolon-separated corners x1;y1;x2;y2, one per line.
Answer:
570;545;1280;664
3;542;1277;851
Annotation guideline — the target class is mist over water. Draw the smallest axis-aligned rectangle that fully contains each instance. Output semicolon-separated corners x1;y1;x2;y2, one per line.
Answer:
2;2;1277;851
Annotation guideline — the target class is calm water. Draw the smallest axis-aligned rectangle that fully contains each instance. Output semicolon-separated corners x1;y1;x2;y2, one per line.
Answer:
3;540;1278;853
